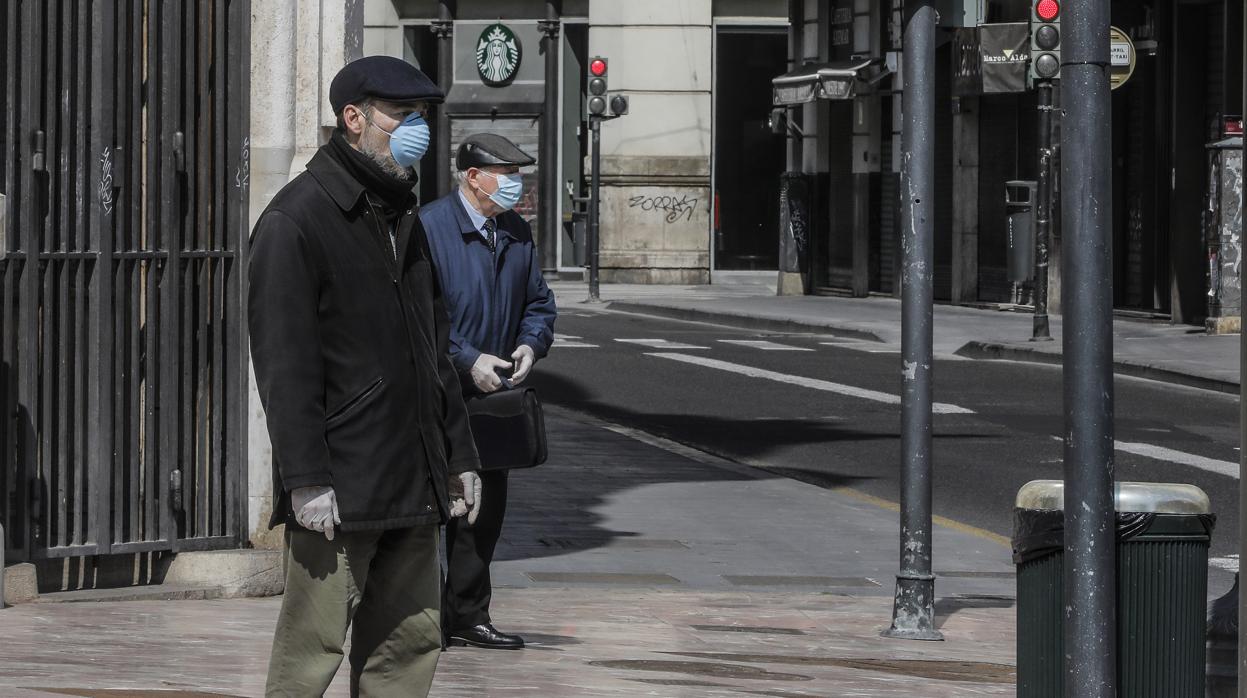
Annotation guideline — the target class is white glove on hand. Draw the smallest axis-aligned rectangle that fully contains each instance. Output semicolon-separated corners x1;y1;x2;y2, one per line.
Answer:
291;485;341;541
510;345;536;385
449;472;483;525
470;353;513;393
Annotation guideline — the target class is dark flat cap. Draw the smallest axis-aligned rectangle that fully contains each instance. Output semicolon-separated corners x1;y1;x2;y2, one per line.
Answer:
330;56;444;114
456;133;536;170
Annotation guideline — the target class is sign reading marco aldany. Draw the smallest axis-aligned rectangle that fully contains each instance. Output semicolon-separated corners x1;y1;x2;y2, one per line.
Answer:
476;23;522;86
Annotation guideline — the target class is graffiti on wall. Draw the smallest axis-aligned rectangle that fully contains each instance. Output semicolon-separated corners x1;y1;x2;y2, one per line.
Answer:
627;194;699;224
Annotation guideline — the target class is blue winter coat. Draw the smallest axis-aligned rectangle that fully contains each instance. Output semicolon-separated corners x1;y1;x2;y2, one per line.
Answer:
419;192;557;392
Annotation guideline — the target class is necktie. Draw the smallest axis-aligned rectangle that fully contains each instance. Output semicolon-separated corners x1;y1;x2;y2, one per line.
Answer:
483;219;497;252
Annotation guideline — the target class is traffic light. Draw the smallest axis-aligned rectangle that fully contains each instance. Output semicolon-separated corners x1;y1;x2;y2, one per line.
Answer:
587;56;608;117
1029;0;1061;81
609;94;629;116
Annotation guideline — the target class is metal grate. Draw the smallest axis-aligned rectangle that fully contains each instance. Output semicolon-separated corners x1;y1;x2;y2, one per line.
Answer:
0;0;250;562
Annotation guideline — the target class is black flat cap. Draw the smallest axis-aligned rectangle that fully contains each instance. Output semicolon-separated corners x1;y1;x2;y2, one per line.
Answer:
456;133;536;170
329;56;444;114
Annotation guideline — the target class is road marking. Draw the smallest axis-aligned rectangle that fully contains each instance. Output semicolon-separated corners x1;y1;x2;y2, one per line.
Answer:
718;339;813;352
1115;440;1238;477
646;352;974;415
1048;435;1239;477
821;342;902;354
617;338;710;350
554;334;598;348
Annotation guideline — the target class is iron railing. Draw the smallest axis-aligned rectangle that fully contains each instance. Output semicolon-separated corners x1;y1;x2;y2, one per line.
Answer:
0;0;250;562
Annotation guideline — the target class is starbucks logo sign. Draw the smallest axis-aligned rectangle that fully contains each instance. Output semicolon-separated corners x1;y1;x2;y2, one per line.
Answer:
476;23;522;86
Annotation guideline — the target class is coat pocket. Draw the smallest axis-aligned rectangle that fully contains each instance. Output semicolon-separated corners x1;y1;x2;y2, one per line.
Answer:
325;376;384;430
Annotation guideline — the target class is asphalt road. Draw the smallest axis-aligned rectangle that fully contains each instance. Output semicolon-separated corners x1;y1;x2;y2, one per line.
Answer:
527;305;1240;594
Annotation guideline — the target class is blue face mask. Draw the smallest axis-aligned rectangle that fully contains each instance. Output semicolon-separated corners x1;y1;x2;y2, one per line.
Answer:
369;112;430;168
480;170;523;211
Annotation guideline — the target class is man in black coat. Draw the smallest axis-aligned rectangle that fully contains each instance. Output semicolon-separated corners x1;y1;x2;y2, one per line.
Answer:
248;56;481;697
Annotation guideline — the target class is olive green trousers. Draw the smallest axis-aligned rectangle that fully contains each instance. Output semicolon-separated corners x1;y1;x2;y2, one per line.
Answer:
265;525;442;697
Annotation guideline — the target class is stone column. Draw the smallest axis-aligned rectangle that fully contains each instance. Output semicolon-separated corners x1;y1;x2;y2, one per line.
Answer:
246;0;363;549
589;0;713;284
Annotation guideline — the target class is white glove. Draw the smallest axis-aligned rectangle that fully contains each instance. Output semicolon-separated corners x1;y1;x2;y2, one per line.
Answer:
449;472;483;525
470;353;512;393
291;485;341;541
510;345;536;385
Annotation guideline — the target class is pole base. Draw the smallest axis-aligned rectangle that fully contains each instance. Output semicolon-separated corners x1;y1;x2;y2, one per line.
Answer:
1030;314;1054;342
882;574;945;642
880;625;945;641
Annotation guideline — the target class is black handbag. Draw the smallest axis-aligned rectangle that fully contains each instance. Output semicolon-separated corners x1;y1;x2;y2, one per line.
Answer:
464;387;547;471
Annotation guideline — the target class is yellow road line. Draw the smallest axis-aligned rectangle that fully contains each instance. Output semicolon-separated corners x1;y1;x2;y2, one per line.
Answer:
831;486;1013;548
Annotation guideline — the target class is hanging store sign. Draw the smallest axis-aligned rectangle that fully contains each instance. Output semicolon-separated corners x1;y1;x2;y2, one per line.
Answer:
953;24;1029;95
1109;26;1136;91
476;23;522;87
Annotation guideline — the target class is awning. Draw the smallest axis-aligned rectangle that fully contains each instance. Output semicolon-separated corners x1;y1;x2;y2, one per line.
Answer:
771;59;887;106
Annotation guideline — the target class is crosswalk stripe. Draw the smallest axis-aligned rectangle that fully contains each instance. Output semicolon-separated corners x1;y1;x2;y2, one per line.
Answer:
616;338;710;350
646;352;974;415
718;340;813;352
554;334;598;348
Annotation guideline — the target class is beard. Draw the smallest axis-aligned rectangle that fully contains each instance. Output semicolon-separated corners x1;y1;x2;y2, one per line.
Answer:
361;128;413;181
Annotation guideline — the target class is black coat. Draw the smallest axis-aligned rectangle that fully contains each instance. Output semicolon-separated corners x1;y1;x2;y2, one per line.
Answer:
248;145;479;532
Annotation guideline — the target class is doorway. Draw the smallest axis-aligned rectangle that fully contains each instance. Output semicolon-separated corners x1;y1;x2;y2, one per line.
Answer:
713;28;788;274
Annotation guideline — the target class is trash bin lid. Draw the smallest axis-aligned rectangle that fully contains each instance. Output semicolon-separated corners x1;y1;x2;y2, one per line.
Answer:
1015;480;1211;514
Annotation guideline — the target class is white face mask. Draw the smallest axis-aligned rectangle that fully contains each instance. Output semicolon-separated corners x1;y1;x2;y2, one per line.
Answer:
477;170;523;210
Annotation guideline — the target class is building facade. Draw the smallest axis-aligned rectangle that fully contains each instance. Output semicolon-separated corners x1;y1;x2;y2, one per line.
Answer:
365;0;789;285
784;0;1244;327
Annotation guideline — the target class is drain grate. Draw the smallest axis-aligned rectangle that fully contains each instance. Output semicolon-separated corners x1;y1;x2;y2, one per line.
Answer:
526;571;682;585
723;575;880;587
691;624;808;636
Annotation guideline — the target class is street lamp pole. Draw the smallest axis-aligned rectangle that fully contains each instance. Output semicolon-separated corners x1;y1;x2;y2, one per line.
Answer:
1061;0;1116;693
883;0;942;643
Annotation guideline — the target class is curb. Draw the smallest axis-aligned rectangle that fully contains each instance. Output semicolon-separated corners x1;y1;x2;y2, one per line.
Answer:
33;584;227;604
955;341;1239;395
604;301;885;343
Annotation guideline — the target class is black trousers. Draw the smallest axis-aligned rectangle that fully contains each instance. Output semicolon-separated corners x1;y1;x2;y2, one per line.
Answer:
443;469;509;630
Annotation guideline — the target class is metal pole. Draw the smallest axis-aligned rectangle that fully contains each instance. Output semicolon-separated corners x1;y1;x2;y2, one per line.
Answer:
1239;0;1247;686
588;117;601;302
538;1;561;279
883;1;942;643
433;0;456;198
1032;80;1054;341
1061;0;1116;693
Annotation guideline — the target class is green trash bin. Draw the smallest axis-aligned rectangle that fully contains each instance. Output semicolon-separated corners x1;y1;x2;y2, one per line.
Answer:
1013;480;1214;697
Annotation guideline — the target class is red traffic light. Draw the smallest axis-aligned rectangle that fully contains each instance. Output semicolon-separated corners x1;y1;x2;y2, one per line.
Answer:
1036;0;1059;21
590;58;607;76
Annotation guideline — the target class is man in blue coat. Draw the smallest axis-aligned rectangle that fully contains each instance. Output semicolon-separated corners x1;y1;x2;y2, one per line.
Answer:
420;133;556;650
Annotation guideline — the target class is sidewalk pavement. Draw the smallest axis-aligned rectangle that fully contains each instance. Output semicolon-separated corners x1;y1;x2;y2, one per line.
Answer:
551;280;1240;393
0;407;1017;697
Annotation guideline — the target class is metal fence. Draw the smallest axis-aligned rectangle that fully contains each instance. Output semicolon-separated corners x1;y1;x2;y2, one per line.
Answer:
0;0;250;563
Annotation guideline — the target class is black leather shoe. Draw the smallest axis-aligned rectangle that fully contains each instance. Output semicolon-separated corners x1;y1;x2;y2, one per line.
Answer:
448;623;525;650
